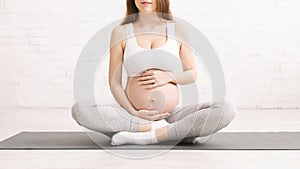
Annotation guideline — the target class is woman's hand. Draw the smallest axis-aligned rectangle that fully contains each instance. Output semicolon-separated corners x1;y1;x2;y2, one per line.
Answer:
137;69;174;89
134;109;170;121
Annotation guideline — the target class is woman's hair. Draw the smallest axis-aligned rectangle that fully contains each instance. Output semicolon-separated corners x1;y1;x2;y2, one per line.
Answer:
120;0;173;25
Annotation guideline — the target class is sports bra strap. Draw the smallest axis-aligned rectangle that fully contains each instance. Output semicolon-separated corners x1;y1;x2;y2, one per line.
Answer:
125;23;135;38
166;20;175;38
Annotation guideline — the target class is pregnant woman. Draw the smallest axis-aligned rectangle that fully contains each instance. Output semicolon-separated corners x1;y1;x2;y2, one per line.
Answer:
71;0;237;145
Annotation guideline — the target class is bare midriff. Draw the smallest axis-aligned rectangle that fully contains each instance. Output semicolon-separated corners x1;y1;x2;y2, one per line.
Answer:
125;69;179;113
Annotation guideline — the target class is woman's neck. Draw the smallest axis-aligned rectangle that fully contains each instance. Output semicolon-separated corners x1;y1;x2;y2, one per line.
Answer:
134;12;165;27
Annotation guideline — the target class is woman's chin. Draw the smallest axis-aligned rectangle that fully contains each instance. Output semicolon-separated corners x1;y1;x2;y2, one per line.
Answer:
139;9;157;13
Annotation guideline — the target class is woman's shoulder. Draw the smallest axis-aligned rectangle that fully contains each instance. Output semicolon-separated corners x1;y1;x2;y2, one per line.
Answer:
167;20;186;33
111;24;127;37
110;24;127;47
167;20;191;46
167;20;182;30
170;20;188;36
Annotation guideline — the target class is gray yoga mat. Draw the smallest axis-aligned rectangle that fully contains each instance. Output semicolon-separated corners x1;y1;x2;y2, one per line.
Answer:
0;131;300;150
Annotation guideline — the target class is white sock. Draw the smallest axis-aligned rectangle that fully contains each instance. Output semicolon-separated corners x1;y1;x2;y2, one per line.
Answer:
195;135;212;144
111;131;158;145
151;119;170;131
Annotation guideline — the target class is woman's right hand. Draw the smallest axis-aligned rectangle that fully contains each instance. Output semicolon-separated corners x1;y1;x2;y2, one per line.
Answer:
134;109;170;121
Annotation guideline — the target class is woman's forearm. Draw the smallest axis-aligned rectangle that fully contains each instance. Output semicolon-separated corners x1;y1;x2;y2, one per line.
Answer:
110;84;137;116
165;69;197;85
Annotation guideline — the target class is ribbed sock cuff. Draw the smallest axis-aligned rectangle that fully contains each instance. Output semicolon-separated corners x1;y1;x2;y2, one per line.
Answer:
129;118;139;132
150;130;159;144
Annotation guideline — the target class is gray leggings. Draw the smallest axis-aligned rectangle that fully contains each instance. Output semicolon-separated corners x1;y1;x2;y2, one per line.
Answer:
71;99;237;139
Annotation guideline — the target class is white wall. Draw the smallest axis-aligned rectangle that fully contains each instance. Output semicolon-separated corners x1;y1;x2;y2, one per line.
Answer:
0;0;299;109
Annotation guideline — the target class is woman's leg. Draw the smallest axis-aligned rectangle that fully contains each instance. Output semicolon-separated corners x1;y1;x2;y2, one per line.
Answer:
166;101;212;124
71;100;153;134
165;101;213;144
161;99;236;141
111;100;237;145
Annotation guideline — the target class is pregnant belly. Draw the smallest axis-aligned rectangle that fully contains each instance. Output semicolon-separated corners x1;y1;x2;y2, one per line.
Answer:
125;76;180;113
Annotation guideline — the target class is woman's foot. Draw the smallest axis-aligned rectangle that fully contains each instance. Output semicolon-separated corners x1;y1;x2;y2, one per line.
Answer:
151;119;170;131
139;119;170;132
179;135;212;144
179;137;197;144
111;131;158;145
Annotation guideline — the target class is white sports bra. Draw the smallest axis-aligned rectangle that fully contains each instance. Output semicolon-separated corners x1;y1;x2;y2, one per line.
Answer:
123;20;183;77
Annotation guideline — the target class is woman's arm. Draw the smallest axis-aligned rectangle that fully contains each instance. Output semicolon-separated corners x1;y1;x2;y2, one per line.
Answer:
165;21;197;85
108;25;137;116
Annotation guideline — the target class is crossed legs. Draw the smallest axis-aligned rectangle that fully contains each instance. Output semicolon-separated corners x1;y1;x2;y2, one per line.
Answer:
110;100;237;145
71;99;237;145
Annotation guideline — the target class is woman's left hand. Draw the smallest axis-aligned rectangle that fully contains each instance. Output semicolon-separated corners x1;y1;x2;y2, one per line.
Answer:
137;69;173;89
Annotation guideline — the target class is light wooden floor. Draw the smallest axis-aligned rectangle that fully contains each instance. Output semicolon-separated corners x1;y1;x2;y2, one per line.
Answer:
0;108;300;169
